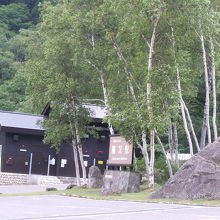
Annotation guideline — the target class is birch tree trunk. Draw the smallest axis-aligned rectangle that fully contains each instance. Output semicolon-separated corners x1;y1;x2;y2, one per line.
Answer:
133;148;138;171
84;63;115;135
168;119;179;167
140;131;151;184
155;130;173;178
210;36;217;140
173;123;179;168
68;112;81;186
182;100;200;152
111;13;160;188
100;74;114;135
148;130;155;188
145;15;160;188
200;30;211;144
71;138;81;186
112;40;154;187
200;116;207;148
68;97;87;186
171;27;194;155
86;31;115;135
168;120;175;162
180;99;193;155
112;36;153;187
72;97;87;185
75;121;87;185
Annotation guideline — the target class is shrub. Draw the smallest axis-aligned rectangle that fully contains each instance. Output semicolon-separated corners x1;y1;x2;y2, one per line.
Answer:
136;155;179;185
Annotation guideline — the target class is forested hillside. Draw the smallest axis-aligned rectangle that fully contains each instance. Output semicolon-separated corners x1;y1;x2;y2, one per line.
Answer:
0;0;52;111
1;0;220;187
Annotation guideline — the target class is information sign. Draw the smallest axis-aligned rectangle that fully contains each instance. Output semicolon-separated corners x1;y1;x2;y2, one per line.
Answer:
108;135;133;165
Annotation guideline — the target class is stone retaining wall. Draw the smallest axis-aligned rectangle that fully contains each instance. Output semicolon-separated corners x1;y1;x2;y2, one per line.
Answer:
0;172;87;185
0;172;28;185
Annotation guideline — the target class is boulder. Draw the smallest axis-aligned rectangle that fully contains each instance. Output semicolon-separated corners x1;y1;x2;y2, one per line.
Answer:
66;184;76;190
46;187;58;191
101;170;140;194
150;138;220;200
87;166;103;188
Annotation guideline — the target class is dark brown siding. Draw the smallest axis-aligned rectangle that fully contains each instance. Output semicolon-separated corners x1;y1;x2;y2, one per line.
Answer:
1;128;110;177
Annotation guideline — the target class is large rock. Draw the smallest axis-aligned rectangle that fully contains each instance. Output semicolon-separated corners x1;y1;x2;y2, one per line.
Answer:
101;170;140;194
87;166;103;188
150;138;220;200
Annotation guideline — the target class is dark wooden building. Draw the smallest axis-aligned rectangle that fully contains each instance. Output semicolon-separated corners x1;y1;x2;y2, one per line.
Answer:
0;104;110;177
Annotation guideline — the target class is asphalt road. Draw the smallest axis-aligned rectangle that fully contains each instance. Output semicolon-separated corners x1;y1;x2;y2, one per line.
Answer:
0;184;69;193
0;184;69;194
0;195;220;220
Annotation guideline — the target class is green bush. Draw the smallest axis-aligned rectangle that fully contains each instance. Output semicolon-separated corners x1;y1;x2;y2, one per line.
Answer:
154;155;169;184
136;157;146;176
136;155;179;185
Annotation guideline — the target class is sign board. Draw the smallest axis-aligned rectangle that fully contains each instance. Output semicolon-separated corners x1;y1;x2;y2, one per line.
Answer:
108;135;133;165
61;159;67;168
84;161;88;167
50;158;55;165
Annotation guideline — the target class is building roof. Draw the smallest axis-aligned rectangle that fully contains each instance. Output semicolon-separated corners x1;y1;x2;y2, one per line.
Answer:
42;102;107;120
0;111;44;131
0;104;107;131
83;104;107;119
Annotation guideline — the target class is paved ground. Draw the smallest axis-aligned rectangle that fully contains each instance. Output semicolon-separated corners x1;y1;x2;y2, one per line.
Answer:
0;184;69;194
0;195;220;220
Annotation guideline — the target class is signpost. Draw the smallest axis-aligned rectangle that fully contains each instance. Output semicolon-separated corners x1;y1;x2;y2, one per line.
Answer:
108;135;133;166
102;135;140;194
47;155;51;176
29;153;33;175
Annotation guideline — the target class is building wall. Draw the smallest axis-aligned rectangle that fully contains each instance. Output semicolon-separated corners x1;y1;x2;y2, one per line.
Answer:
2;131;56;175
1;128;110;177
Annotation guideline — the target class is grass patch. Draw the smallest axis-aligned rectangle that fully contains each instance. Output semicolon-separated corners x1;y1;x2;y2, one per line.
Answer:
0;186;100;197
64;185;156;201
150;198;220;206
63;185;220;207
0;190;65;197
2;185;220;207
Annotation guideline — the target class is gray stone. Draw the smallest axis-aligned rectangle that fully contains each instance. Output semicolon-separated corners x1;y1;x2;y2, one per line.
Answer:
87;166;103;188
150;138;220;200
27;175;40;185
65;184;76;190
46;187;58;191
101;170;140;194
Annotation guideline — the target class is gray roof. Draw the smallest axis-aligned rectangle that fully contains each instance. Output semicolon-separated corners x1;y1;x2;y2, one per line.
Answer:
83;104;107;119
0;104;107;130
0;111;44;130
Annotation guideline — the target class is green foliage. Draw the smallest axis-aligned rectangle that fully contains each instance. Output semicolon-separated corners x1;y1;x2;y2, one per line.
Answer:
0;28;32;112
155;156;180;184
43;104;91;152
136;155;178;184
21;1;101;150
0;50;15;82
0;0;46;24
1;0;220;182
136;157;146;176
0;0;46;112
154;155;171;184
0;70;26;111
0;3;33;32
